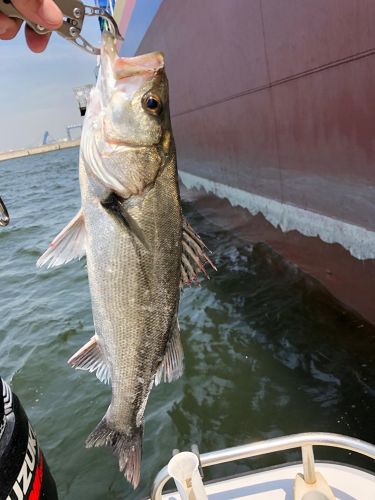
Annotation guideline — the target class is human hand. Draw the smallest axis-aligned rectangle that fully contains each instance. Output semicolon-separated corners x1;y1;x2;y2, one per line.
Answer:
0;0;63;53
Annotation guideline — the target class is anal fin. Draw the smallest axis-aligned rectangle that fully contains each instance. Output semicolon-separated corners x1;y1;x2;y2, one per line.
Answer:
37;208;86;268
155;320;184;385
181;217;217;286
68;335;111;384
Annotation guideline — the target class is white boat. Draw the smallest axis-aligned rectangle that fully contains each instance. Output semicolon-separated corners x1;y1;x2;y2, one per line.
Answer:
149;432;375;499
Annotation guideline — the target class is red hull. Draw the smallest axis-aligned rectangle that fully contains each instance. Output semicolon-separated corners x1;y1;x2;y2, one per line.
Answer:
137;0;375;324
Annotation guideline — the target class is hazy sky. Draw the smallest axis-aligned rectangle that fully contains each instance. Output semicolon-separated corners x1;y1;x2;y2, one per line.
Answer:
0;0;162;151
0;18;99;151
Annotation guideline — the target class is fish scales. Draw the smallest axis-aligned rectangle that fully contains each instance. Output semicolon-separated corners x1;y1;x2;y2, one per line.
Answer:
82;149;182;430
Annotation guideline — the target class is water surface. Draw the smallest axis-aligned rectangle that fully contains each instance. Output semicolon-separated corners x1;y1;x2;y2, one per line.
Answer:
0;148;374;499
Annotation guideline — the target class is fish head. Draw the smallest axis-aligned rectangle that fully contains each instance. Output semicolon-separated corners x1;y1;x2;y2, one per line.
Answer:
82;33;173;198
99;33;170;149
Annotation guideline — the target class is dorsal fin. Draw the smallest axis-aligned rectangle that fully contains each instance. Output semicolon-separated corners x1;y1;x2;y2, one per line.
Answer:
180;218;217;286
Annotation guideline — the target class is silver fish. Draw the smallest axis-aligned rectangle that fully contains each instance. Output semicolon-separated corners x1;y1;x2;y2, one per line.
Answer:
37;33;215;488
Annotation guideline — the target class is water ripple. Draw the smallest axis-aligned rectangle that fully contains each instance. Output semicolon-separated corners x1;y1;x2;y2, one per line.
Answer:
0;149;374;498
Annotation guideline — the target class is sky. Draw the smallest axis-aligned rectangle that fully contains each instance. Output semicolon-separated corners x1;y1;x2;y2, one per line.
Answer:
0;0;162;152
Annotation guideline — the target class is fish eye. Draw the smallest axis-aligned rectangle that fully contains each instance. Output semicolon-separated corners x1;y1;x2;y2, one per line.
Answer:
142;94;162;115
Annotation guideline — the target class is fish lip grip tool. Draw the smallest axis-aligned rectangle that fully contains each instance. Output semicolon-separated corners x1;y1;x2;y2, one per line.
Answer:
0;0;123;55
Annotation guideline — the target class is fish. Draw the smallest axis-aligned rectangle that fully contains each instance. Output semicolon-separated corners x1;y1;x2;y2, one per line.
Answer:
0;197;9;226
37;33;215;488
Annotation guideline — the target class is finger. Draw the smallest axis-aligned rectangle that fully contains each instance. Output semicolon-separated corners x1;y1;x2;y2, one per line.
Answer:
0;13;22;39
12;0;62;30
25;23;51;52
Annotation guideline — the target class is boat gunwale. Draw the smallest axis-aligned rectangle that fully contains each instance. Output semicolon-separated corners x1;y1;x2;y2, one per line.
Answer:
150;431;375;499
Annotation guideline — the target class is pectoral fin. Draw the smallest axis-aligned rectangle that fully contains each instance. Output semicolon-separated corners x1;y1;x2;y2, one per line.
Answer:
181;218;216;286
68;335;111;384
155;319;184;385
101;193;149;250
36;209;86;268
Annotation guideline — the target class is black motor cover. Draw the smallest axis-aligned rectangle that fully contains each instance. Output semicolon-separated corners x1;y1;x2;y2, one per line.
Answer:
0;378;58;499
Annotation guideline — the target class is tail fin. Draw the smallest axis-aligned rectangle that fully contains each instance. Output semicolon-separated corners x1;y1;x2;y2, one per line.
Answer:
86;418;143;488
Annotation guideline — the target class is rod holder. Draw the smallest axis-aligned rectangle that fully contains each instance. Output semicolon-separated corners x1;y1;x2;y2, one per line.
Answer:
167;451;208;500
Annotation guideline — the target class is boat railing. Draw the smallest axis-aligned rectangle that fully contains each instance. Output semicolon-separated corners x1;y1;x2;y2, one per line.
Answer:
150;432;375;499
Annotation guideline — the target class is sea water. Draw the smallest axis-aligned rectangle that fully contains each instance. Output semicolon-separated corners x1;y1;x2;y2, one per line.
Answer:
0;148;374;499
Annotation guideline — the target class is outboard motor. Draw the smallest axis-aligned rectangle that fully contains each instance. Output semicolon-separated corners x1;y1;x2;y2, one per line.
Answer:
0;378;58;499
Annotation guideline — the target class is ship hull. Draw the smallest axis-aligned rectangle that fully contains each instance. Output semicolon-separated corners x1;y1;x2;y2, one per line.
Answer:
130;0;375;324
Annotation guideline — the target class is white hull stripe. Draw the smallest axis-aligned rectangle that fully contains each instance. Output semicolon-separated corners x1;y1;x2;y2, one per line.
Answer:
179;171;375;261
2;380;13;416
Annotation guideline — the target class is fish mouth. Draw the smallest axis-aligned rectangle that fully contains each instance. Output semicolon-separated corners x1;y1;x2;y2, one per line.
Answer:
113;52;165;80
101;32;164;81
99;34;164;148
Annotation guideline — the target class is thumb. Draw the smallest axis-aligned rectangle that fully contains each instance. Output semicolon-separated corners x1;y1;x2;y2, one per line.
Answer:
12;0;62;29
